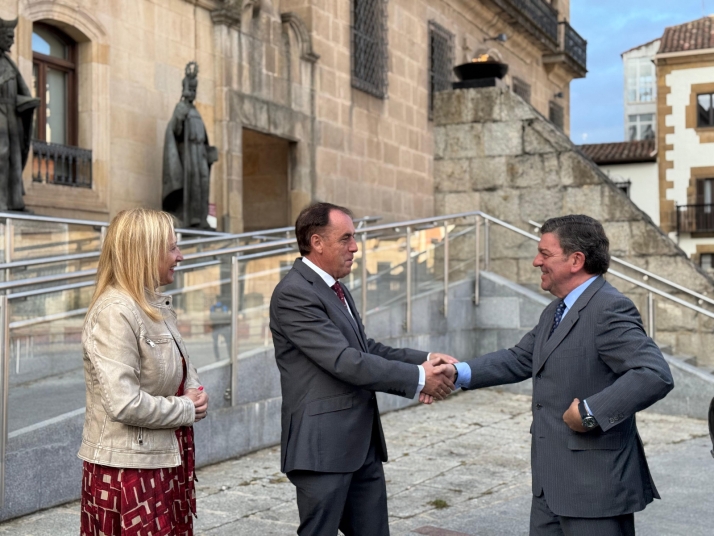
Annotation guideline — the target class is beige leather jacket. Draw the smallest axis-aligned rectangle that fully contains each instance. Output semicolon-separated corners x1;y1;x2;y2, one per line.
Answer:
77;287;200;468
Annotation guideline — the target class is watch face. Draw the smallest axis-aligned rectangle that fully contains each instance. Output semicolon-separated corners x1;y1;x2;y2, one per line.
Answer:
582;416;598;429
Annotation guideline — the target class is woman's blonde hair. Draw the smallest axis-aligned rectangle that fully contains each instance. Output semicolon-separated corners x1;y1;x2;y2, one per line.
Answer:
90;208;176;321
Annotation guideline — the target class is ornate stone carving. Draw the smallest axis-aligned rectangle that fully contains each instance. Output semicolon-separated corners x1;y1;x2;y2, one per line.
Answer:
211;0;242;28
281;12;319;63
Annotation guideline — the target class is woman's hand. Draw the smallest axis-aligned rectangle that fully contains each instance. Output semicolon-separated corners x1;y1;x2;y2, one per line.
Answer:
185;388;209;422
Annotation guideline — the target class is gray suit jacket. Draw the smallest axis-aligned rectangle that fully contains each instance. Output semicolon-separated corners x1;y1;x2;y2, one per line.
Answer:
465;276;674;518
270;258;428;474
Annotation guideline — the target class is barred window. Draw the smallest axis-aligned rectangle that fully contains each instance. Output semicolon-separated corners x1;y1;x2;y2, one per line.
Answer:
549;101;564;130
352;0;388;98
428;21;454;117
512;77;531;104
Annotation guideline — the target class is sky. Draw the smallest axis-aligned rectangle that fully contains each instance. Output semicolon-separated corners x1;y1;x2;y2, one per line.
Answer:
569;0;711;144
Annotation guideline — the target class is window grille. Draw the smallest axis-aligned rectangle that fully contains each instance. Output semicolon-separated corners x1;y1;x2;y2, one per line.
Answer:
549;101;564;130
352;0;389;98
428;20;454;117
512;77;531;103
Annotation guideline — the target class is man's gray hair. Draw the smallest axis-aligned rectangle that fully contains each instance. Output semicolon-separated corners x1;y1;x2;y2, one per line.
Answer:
540;215;610;275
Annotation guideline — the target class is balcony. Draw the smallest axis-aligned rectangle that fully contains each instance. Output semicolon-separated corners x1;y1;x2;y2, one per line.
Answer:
489;0;559;52
561;21;587;74
31;140;92;189
677;204;714;234
543;21;588;78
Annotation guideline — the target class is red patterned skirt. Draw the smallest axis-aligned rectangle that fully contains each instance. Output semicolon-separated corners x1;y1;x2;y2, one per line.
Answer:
80;365;196;535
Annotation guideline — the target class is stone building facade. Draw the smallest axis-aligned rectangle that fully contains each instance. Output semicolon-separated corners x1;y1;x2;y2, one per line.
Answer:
3;0;586;231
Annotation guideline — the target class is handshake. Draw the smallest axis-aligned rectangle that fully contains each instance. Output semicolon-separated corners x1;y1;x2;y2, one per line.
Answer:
419;353;460;405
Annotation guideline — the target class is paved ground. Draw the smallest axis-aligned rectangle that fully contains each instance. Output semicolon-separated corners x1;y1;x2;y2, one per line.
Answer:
1;387;711;535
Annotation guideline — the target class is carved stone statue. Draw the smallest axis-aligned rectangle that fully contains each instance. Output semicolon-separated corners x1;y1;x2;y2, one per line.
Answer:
162;62;217;229
0;17;39;212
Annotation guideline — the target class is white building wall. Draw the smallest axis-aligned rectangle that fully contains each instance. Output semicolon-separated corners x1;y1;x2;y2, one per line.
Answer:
664;66;714;205
600;162;659;225
664;65;714;256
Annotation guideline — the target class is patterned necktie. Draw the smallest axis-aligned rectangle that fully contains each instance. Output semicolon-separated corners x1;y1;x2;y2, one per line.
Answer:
549;300;566;339
331;281;349;310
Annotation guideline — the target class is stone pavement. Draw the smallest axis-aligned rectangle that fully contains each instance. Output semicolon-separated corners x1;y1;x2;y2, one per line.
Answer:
1;387;711;535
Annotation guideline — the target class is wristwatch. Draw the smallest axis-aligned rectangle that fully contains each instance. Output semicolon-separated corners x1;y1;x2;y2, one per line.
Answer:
452;363;459;384
578;400;598;429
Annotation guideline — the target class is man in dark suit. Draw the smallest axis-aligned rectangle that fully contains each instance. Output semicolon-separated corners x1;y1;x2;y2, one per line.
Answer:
449;214;674;536
270;202;456;536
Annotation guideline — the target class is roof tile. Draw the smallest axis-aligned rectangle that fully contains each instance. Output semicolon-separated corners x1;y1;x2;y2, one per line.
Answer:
578;139;656;165
659;15;714;54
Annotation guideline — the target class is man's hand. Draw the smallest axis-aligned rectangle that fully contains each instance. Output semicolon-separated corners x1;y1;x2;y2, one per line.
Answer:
419;392;434;404
563;398;587;433
185;388;209;422
429;353;459;366
422;361;454;401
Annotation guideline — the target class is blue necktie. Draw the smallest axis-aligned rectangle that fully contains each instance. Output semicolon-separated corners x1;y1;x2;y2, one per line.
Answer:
549;301;566;339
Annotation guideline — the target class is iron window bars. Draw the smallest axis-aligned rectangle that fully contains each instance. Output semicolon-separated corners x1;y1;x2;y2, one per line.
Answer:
428;20;454;117
549;100;564;130
351;0;389;98
512;76;532;103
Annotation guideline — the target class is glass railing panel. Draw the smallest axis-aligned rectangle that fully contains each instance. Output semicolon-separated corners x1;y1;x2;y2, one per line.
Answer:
448;221;478;284
8;220;102;262
166;257;233;369
236;250;296;356
8;292;88;433
411;226;446;297
343;246;365;314
361;232;408;312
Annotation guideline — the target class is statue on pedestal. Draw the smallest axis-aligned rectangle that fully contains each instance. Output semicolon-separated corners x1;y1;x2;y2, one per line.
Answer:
0;17;39;212
162;62;218;229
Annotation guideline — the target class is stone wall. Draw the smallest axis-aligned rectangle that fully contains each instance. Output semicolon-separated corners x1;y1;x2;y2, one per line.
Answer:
433;86;714;366
3;0;583;228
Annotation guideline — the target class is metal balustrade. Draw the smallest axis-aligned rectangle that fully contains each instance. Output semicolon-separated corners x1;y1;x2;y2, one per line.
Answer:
677;204;714;234
1;209;714;506
31;140;93;188
561;21;587;73
492;0;559;50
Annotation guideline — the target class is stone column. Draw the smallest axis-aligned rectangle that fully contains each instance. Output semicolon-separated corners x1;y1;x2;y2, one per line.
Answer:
211;4;243;232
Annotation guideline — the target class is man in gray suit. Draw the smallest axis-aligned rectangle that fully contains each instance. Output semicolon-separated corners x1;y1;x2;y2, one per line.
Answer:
449;214;674;536
270;202;456;536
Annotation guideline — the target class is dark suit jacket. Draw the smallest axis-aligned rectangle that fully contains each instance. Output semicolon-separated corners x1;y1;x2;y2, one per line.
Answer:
270;258;428;474
465;276;674;518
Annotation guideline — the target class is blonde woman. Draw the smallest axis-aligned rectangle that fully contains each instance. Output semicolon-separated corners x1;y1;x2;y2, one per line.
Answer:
78;208;208;536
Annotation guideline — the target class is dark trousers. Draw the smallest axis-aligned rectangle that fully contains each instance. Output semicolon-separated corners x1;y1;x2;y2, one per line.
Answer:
530;493;635;536
287;441;388;536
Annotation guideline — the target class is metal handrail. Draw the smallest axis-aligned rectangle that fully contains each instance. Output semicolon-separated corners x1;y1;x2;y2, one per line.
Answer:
0;216;382;271
527;220;714;308
5;210;714;330
5;211;714;314
0;211;230;238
